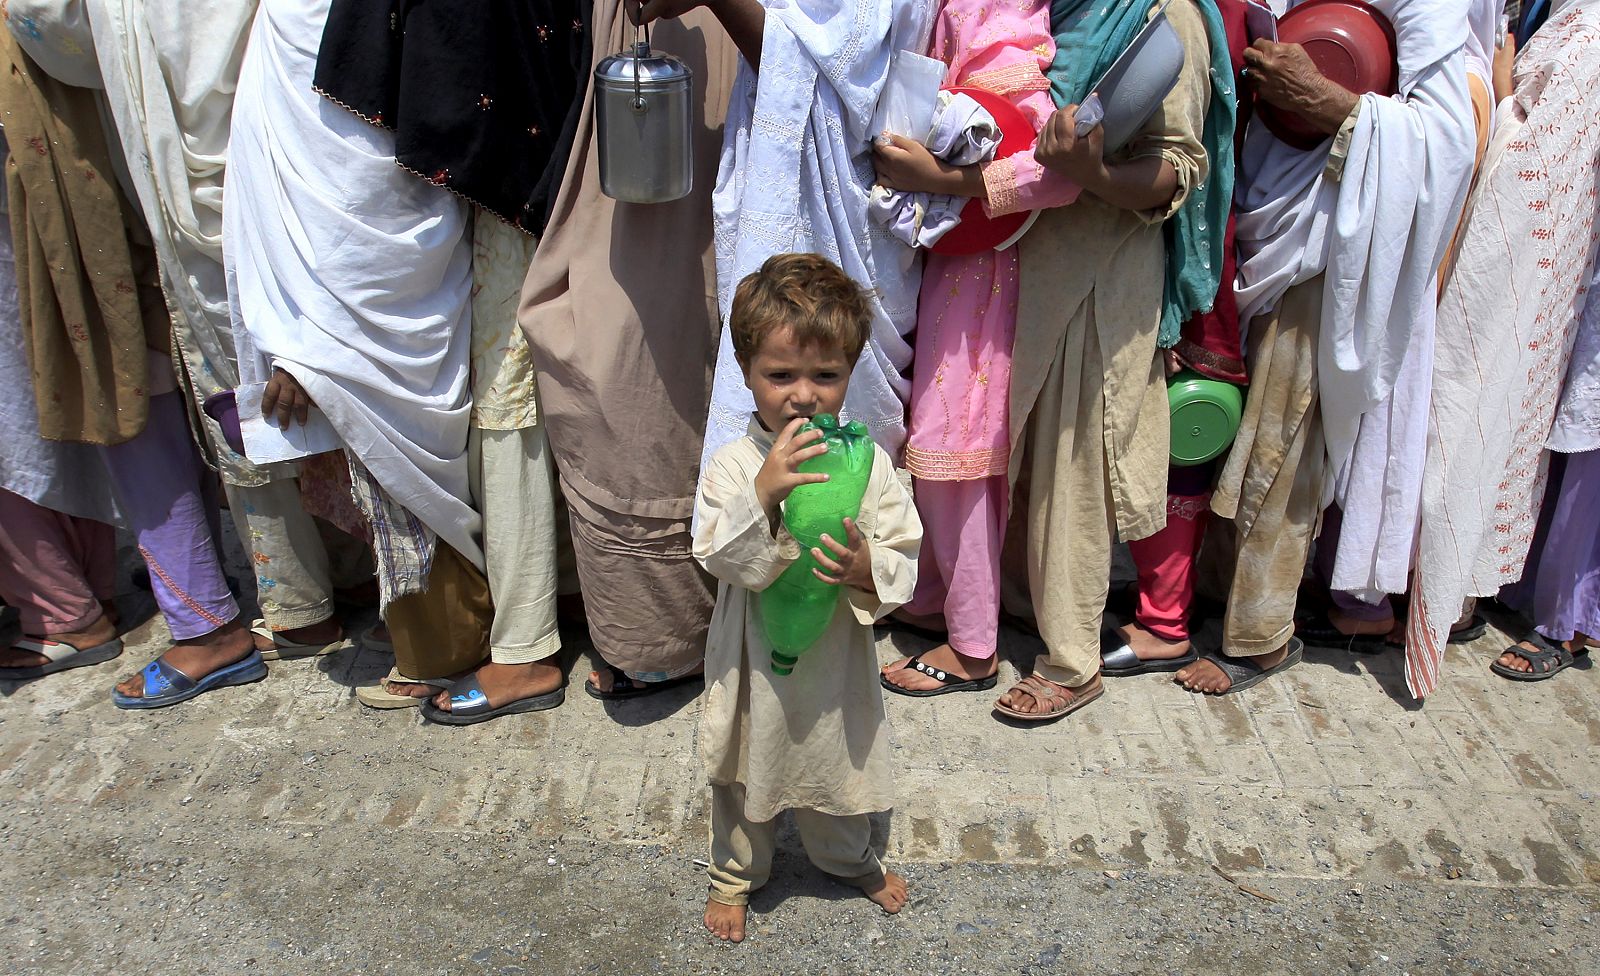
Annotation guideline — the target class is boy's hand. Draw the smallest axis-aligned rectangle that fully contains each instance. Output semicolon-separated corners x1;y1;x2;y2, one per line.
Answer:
1034;105;1107;188
754;417;830;525
260;367;314;429
810;517;874;592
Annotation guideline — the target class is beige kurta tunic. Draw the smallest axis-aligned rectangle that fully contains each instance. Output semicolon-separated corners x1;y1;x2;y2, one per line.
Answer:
1007;0;1211;686
694;422;921;823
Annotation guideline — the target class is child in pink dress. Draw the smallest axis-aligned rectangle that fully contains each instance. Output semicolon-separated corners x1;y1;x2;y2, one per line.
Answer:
873;0;1081;695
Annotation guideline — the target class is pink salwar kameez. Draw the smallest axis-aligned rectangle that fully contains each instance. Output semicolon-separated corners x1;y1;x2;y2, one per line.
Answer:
901;0;1080;657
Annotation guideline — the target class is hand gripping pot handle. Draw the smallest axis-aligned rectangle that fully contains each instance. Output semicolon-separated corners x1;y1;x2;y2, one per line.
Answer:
594;19;695;203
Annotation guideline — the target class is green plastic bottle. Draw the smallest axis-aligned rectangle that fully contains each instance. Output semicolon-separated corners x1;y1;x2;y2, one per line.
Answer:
760;414;876;675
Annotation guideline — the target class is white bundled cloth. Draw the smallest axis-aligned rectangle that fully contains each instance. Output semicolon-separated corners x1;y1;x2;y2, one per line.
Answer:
225;0;482;568
868;90;1000;248
1232;0;1477;600
702;0;935;469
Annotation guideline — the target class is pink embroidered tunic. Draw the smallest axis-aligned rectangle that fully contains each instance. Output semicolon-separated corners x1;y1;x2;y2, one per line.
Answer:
902;0;1081;481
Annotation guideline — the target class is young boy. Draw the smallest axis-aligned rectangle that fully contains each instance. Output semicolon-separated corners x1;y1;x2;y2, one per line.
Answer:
693;253;923;942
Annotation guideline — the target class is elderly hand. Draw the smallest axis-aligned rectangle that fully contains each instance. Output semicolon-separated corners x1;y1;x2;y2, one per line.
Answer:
1243;40;1360;136
1034;105;1106;187
260;367;314;429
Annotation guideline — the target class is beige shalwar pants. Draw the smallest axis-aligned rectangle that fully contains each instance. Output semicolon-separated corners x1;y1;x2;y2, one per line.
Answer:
469;425;563;665
1210;277;1327;657
225;479;338;632
1024;304;1169;688
705;783;884;906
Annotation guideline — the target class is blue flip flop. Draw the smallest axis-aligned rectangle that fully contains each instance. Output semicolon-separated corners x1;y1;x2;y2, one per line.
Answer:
111;651;268;710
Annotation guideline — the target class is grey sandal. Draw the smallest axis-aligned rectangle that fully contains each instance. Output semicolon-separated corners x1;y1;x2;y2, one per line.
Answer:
1191;638;1303;695
420;672;566;725
1;636;123;680
1100;626;1197;677
1490;633;1588;682
880;654;998;697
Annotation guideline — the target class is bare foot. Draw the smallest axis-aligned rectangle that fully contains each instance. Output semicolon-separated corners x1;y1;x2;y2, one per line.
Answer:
703;897;747;942
0;614;119;670
858;870;909;913
881;643;996;692
112;617;254;699
252;617;343;653
1174;644;1288;694
1326;605;1394;636
431;657;564;711
1113;621;1190;662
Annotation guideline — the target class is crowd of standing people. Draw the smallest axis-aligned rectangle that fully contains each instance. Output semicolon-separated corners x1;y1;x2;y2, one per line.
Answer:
0;0;1596;944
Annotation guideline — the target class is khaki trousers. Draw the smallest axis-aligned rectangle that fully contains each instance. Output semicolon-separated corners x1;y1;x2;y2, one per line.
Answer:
387;541;493;681
1211;277;1327;656
469;425;562;665
705;783;883;907
1024;303;1167;687
225;478;335;632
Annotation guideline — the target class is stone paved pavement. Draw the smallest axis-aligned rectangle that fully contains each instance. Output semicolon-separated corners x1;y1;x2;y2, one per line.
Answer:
3;533;1597;902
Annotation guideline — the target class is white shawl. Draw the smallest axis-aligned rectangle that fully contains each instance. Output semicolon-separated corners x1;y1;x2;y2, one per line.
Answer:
701;0;933;469
225;0;481;567
1232;0;1476;491
1404;0;1600;697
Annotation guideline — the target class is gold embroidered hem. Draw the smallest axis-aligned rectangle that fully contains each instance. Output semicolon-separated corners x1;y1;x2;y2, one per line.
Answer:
905;445;1010;482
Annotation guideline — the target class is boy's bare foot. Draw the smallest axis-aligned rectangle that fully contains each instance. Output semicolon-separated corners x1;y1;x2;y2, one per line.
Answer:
881;644;996;692
430;658;564;711
858;870;909;913
112;617;255;700
703;898;747;942
1326;605;1394;636
1113;621;1191;661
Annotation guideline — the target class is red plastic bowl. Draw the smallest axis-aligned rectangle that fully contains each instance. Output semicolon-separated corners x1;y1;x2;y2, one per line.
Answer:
1259;0;1398;150
929;86;1038;255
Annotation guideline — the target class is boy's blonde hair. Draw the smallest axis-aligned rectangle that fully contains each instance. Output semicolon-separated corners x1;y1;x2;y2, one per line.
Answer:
730;253;873;367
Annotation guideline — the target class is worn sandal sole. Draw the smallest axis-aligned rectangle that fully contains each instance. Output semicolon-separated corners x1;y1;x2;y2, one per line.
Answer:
1489;647;1587;682
2;638;124;680
993;679;1104;722
1194;639;1304;695
420;687;567;725
584;668;703;701
1102;652;1198;677
111;653;268;710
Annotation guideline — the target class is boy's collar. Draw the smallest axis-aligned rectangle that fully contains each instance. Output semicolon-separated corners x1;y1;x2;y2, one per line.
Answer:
748;414;775;447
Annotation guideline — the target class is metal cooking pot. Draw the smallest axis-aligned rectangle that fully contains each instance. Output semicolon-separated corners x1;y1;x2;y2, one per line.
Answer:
594;22;694;204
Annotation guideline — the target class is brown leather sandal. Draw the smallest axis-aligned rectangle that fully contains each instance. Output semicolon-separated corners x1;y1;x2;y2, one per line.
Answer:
993;673;1104;722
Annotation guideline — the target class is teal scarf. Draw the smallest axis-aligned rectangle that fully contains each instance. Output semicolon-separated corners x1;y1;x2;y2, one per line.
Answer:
1048;0;1236;347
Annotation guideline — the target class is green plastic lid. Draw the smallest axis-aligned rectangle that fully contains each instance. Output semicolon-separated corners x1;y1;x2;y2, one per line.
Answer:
1167;371;1244;466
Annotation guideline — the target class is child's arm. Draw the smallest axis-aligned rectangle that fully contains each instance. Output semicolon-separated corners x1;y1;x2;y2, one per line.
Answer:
692;427;827;591
829;453;922;626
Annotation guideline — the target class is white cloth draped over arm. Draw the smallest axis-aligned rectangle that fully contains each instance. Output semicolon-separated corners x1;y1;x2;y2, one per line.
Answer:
224;0;481;567
701;0;935;475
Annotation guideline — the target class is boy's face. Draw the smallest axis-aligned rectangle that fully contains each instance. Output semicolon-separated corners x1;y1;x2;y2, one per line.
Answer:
740;326;851;433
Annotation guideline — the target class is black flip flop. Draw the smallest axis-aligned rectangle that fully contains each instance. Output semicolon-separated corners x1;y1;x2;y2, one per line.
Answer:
1099;626;1197;677
1489;632;1589;682
1190;638;1304;695
880;654;998;698
584;664;703;701
420;673;566;725
1296;612;1390;653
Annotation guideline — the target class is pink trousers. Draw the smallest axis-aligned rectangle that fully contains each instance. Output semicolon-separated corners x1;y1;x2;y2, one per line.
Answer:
1127;492;1211;642
903;475;1008;658
0;489;116;636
